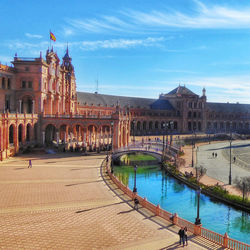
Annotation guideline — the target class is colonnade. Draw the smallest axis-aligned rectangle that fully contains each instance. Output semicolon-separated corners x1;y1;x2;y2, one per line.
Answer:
43;120;130;151
0;113;39;160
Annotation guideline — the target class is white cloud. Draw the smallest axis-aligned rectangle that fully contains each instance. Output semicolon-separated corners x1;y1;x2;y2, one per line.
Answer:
74;37;165;51
25;33;43;39
125;1;250;29
65;1;250;35
0;55;13;64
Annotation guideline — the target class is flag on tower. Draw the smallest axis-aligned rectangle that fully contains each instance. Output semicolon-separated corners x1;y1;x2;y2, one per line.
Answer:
50;31;56;42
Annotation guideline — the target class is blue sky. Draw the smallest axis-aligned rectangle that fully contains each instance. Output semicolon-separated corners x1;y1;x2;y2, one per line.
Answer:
2;0;250;103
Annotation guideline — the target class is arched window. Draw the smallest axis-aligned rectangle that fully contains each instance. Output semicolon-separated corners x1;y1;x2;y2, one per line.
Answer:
198;122;202;131
155;121;159;129
137;121;141;131
149;121;153;130
174;121;177;130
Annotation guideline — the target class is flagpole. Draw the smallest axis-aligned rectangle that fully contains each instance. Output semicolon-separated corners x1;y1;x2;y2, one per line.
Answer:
49;29;51;49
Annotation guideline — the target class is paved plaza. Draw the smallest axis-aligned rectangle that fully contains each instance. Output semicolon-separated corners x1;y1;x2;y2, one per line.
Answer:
0;152;224;249
197;140;250;184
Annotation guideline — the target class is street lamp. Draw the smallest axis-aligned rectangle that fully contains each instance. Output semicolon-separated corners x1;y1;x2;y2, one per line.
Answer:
133;165;138;193
110;121;114;152
169;121;174;145
195;187;202;225
162;122;166;153
191;129;196;168
132;120;136;146
229;121;232;185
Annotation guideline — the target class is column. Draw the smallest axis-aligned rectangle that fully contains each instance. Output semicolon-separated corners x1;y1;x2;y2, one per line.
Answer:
32;100;35;113
50;98;53;115
98;127;102;147
56;132;59;145
42;131;45;145
19;100;22;113
102;127;105;145
58;99;60;114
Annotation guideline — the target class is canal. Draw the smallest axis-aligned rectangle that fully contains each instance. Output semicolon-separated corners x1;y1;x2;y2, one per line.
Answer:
113;161;250;244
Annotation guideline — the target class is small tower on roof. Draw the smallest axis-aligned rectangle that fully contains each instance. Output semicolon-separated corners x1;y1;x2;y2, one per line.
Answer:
202;87;206;97
61;44;74;72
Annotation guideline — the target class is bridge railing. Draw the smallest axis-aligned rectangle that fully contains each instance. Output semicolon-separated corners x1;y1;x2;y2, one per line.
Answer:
105;157;250;250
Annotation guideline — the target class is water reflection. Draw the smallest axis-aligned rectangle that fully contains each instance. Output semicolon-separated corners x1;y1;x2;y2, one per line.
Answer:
113;163;250;244
232;212;250;233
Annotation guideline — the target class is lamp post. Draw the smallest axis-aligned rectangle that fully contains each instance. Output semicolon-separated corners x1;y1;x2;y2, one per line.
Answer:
110;121;114;152
169;121;174;146
132;120;136;146
195;187;201;225
162;122;166;153
229;122;232;185
191;129;196;168
133;165;138;193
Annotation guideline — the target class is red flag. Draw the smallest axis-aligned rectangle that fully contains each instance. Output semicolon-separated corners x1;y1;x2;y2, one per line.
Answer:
50;32;56;42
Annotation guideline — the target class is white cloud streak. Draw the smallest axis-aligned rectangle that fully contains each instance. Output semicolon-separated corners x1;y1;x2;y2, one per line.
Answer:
4;36;166;55
65;0;250;35
75;37;165;50
25;33;43;39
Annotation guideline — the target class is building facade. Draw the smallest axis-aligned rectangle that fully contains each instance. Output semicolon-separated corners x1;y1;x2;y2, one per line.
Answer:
1;48;250;160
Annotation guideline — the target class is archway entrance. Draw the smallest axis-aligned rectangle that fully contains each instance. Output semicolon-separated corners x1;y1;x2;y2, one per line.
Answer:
45;124;56;145
9;124;14;144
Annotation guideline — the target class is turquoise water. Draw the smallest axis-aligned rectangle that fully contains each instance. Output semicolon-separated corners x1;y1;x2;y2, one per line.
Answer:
113;165;250;244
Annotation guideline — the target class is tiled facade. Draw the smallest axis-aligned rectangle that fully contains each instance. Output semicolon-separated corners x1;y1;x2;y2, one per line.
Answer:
1;47;250;160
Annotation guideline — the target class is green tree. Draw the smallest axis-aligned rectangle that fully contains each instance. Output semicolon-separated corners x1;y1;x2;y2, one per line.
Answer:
234;176;250;201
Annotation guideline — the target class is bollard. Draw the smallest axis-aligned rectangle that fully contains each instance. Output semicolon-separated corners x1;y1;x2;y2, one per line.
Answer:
194;224;202;236
156;204;160;216
223;232;228;248
173;213;178;225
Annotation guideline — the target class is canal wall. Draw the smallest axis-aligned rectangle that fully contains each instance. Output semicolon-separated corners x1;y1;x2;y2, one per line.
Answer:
162;163;250;213
103;159;250;249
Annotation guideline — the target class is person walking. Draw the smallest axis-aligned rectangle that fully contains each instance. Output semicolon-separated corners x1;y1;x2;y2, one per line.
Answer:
184;226;188;246
134;197;139;210
28;159;32;168
212;152;214;158
178;227;185;246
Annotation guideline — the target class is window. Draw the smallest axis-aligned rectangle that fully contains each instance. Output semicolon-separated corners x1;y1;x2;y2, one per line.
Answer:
28;81;33;88
5;95;10;111
2;78;5;89
7;78;11;89
194;102;197;108
22;81;26;88
25;67;29;71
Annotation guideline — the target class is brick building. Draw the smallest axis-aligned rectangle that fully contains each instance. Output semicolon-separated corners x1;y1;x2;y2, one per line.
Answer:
1;47;250;160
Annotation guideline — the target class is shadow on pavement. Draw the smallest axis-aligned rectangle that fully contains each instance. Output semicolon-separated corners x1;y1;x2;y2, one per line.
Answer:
75;201;125;214
65;180;103;186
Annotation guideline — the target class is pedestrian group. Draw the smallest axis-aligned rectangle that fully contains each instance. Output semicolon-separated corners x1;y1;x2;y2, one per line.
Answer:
178;227;188;246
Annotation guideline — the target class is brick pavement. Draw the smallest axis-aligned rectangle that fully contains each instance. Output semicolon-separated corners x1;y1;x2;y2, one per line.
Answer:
0;152;221;249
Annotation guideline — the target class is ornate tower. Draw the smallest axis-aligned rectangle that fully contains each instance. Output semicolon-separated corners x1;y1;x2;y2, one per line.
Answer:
61;46;77;114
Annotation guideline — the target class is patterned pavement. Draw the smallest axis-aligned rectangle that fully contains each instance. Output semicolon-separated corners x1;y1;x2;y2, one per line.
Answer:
0;152;222;249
